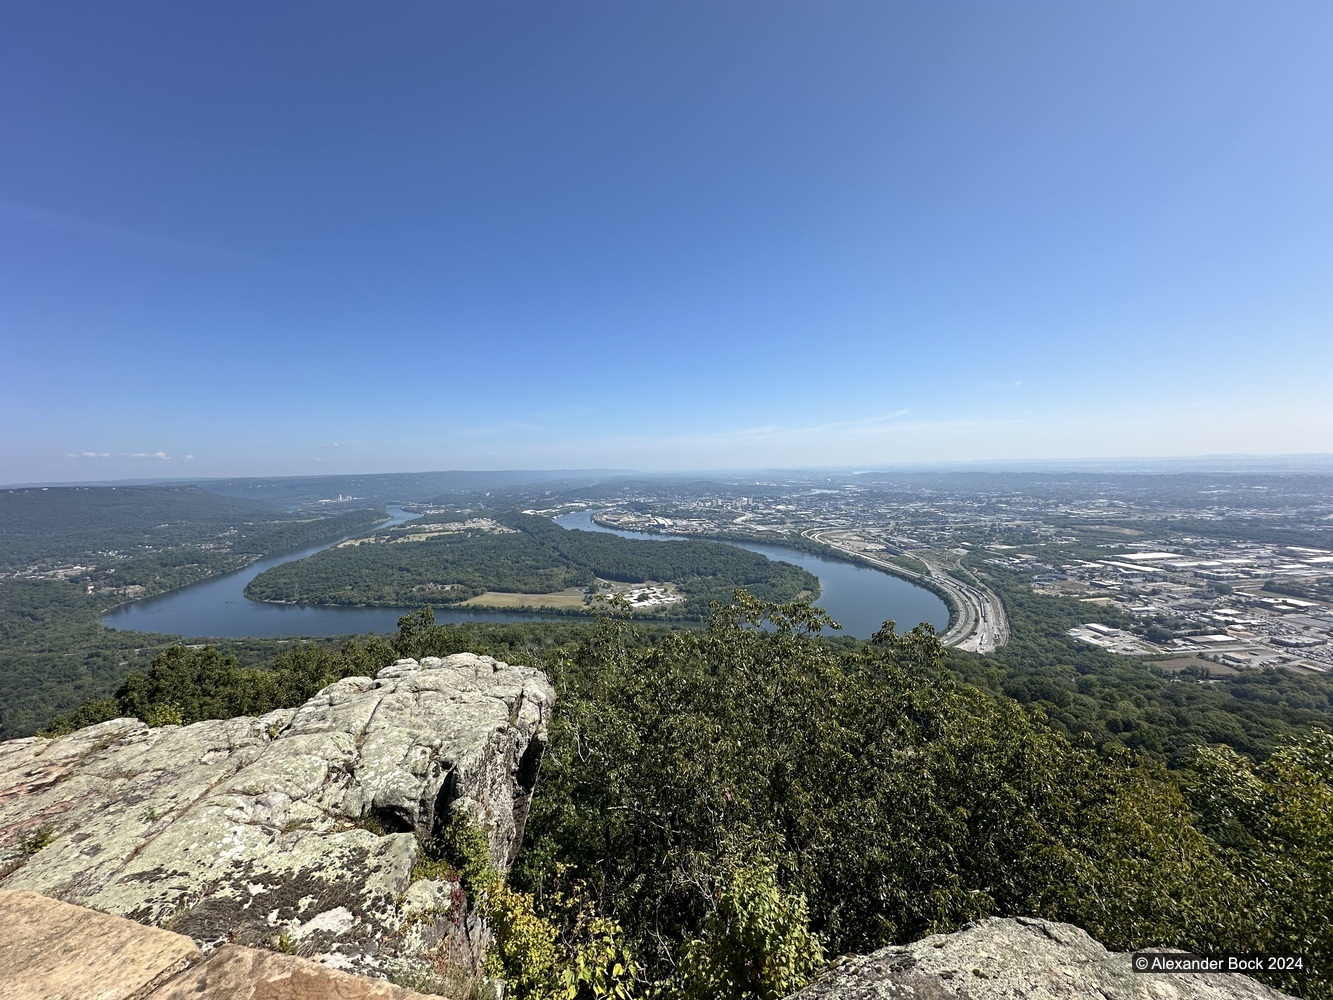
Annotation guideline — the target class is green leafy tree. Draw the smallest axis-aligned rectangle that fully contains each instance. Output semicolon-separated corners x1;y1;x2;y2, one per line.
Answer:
517;593;1255;982
677;858;823;1000
1187;732;1333;997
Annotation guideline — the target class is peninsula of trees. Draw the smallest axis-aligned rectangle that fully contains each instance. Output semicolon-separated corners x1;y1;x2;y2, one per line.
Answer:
243;511;820;619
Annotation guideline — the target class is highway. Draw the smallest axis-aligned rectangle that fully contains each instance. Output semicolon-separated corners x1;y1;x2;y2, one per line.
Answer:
805;530;1009;653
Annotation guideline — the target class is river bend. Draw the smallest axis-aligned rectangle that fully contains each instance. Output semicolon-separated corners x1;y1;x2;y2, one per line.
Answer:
101;507;948;640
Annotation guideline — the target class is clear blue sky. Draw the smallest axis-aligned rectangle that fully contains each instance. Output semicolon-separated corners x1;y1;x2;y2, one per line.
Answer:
3;1;1331;483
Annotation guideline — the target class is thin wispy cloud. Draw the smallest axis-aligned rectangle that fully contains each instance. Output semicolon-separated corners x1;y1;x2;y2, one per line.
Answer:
0;199;301;273
67;450;186;460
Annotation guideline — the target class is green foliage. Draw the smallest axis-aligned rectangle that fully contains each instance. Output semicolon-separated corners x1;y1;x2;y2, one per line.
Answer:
37;697;121;737
558;910;640;1000
485;883;564;999
430;811;499;897
413;813;640;1000
515;593;1318;991
485;874;641;1000
1186;732;1333;997
142;702;184;727
677;859;823;1000
20;826;55;854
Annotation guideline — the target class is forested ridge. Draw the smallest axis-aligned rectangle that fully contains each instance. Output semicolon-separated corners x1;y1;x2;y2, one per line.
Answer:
0;485;383;572
244;511;819;618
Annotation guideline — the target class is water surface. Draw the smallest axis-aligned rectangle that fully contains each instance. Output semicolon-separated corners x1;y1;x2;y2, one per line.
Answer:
101;507;538;638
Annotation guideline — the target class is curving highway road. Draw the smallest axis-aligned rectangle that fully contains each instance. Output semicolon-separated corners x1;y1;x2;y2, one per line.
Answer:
804;530;1009;653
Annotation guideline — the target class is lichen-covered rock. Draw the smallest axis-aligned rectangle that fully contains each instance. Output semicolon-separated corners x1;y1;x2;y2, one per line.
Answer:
0;654;553;978
786;917;1295;1000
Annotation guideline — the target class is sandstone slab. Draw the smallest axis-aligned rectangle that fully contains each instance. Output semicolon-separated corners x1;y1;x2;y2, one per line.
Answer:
0;654;553;978
0;888;200;1000
148;944;443;1000
0;889;442;1000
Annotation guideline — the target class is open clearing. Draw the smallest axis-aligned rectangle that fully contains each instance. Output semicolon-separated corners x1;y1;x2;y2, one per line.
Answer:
462;588;589;609
1150;654;1243;676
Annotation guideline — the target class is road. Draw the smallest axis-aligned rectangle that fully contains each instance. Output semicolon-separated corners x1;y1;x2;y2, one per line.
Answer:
804;529;1009;653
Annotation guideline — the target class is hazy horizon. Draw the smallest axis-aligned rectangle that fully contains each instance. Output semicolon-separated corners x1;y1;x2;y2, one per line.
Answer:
7;451;1333;491
4;2;1331;483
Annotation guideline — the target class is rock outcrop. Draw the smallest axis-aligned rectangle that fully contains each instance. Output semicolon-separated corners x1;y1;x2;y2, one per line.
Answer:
788;917;1294;1000
0;888;442;999
0;653;553;982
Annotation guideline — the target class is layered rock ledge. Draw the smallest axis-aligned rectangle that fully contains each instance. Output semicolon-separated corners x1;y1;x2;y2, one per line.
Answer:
789;916;1294;1000
0;653;553;979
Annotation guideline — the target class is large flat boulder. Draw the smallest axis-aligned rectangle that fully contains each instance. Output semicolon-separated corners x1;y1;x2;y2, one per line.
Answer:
787;917;1295;1000
0;888;199;1000
149;944;443;1000
0;889;442;1000
0;654;553;980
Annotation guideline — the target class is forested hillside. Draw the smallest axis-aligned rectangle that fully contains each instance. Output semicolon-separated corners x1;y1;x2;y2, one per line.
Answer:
0;485;384;581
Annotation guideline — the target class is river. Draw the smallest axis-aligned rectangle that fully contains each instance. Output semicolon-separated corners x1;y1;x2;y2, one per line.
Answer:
100;506;541;638
553;511;949;638
101;506;949;641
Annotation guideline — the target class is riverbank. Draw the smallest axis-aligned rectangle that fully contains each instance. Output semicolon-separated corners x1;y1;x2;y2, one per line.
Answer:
803;529;1009;653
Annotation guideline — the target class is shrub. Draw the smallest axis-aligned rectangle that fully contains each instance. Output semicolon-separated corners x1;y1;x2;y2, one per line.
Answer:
677;859;823;1000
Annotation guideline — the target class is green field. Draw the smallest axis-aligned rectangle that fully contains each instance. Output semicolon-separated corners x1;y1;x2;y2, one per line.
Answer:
463;588;591;609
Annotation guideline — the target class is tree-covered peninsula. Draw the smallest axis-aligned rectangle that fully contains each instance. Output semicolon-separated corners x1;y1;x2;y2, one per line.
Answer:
243;511;819;619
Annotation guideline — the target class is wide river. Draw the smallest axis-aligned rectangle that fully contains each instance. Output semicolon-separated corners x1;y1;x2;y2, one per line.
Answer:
102;507;948;641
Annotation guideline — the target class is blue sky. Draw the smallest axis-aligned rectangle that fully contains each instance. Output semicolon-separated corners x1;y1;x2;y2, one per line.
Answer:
3;1;1331;483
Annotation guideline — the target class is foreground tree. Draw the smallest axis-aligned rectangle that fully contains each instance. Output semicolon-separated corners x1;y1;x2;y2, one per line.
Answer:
515;594;1258;992
1187;732;1333;996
